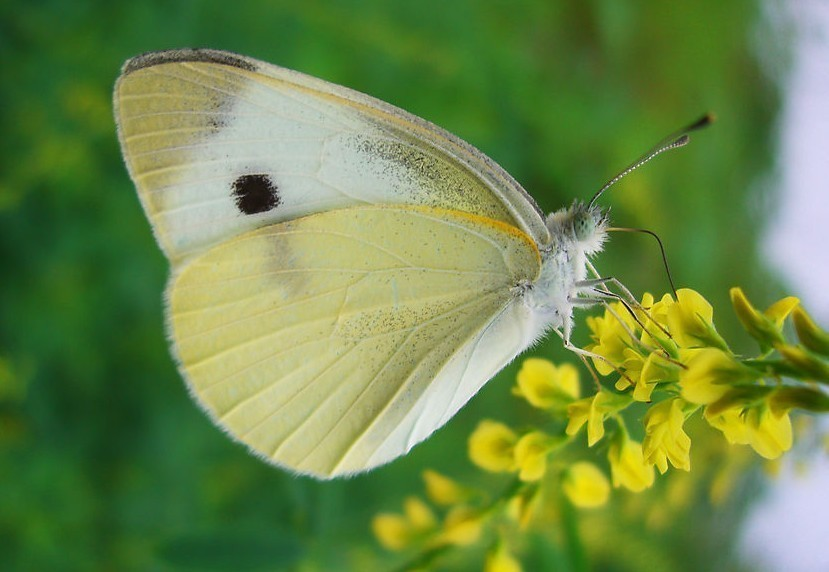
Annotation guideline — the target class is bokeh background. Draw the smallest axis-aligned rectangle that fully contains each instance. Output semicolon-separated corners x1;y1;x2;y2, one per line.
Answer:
1;0;825;570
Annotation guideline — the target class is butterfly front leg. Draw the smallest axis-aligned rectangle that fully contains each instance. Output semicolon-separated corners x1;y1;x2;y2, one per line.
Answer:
553;326;635;390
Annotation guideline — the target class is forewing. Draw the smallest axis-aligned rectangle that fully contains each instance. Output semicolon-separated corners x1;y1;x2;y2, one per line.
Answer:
168;205;541;477
114;49;549;262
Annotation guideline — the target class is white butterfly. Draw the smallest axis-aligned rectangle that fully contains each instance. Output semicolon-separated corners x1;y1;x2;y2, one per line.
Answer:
114;49;693;478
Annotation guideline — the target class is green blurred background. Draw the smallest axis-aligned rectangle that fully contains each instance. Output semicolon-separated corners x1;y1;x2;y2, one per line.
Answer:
0;0;800;570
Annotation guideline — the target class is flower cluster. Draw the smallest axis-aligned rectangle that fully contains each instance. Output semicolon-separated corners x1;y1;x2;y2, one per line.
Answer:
373;288;829;570
372;469;527;571
573;287;829;464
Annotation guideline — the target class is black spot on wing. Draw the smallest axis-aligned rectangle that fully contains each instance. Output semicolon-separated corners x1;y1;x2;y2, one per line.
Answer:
121;49;258;75
232;174;280;215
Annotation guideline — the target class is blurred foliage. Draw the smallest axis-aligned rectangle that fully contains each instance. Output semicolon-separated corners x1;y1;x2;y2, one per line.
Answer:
0;0;800;570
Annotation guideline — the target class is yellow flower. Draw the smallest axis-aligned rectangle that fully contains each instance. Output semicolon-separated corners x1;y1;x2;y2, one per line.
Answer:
634;351;676;402
730;287;799;351
566;391;629;446
679;348;757;405
666;288;727;350
507;486;541;529
404;496;437;529
372;514;410;551
705;400;794;460
705;407;750;445
638;292;657;318
608;437;655;492
639;292;677;349
513;358;580;408
484;541;523;572
643;398;691;473
622;348;645;380
471;422;561;480
514;431;556;482
566;397;600;444
562;461;611;508
792;306;829;356
614;346;676;403
613;348;642;392
437;507;484;546
586;301;639;375
469;420;518;472
422;469;465;506
745;405;793;459
372;496;436;551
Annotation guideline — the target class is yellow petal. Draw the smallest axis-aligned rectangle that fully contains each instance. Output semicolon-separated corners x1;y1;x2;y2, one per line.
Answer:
640;292;676;347
765;296;800;327
372;513;411;551
514;358;580;408
634;352;677;402
506;486;541;530
730;287;798;349
567;391;632;446
668;288;726;349
705;406;751;445
608;438;655;492
485;542;523;572
514;431;553;482
404;496;437;530
746;406;793;459
439;507;484;547
586;302;639;374
565;398;591;438
730;287;763;328
468;420;518;472
586;396;607;447
562;461;610;508
422;470;465;506
643;398;691;473
679;348;754;404
792;306;829;356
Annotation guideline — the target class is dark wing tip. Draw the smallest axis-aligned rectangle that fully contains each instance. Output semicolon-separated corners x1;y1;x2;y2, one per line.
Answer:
121;49;258;75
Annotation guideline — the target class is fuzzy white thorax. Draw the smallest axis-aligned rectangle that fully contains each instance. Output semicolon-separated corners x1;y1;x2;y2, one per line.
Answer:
523;201;609;340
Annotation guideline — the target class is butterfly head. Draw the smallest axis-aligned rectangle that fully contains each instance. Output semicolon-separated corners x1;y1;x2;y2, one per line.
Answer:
545;201;609;256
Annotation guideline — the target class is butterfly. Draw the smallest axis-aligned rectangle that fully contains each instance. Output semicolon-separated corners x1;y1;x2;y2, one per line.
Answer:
114;49;702;478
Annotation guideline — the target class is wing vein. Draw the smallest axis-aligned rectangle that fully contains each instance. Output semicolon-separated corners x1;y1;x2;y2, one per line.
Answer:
326;290;505;472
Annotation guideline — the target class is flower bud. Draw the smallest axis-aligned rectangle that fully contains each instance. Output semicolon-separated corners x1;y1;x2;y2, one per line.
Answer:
792;306;829;357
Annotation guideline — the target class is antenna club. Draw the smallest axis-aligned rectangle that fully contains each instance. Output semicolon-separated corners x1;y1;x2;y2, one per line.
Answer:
690;113;716;130
673;135;690;147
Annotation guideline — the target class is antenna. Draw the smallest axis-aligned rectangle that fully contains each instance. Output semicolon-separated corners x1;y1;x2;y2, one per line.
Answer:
587;113;714;209
608;226;678;297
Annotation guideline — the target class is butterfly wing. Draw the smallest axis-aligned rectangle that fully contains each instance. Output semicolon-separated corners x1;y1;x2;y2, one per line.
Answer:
114;49;550;263
170;205;541;477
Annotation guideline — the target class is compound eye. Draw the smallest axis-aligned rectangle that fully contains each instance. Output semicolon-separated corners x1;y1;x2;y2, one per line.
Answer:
573;212;596;241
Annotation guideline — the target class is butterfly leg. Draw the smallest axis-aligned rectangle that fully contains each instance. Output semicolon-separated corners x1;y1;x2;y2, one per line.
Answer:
575;273;682;374
569;285;646;344
592;277;677;343
555;325;636;389
581;264;669;335
576;269;675;345
581;263;641;307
